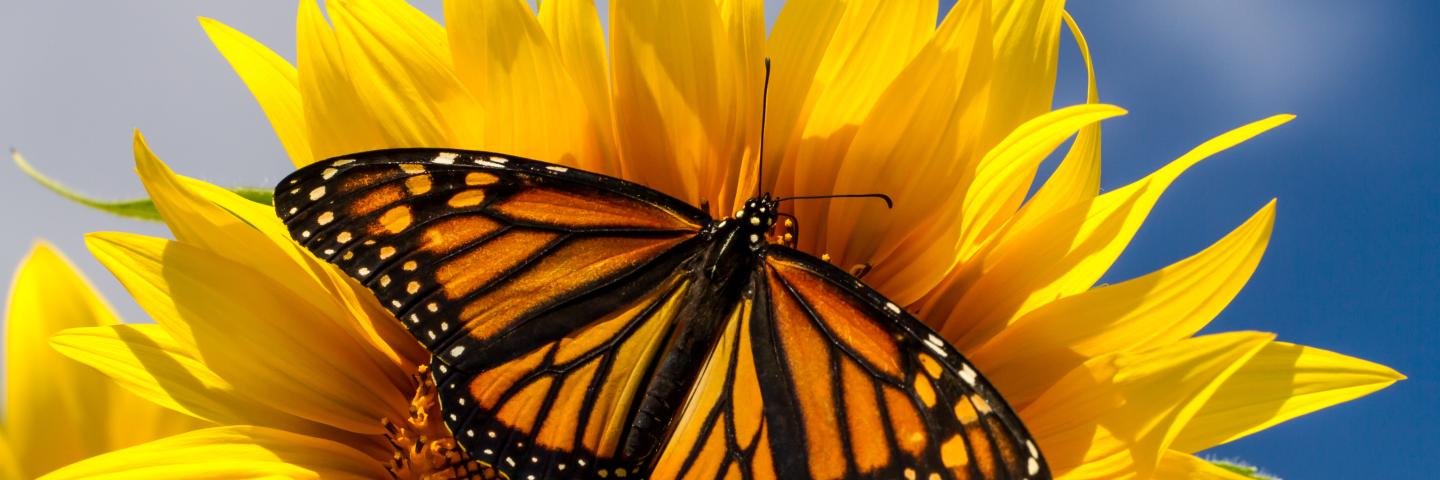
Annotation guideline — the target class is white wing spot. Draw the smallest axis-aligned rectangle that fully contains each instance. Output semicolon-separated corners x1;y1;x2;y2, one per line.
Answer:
450;345;465;357
321;168;338;180
301;230;311;238
357;267;371;276
427;330;437;340
505;457;516;467
433;152;458;164
885;302;902;314
926;334;943;346
317;211;334;225
336;231;352;243
958;363;978;386
1028;458;1040;475
440;321;450;331
475;159;505;168
749;234;760;243
332;159;355;167
288;207;298;215
466;429;475;437
323;249;335;256
546;165;569;173
428;302;439;313
926;342;948;358
409;314;420;324
1027;440;1039;458
308;186;326;200
488;155;508;164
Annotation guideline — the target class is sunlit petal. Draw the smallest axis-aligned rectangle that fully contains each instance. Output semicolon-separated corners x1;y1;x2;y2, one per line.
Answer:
85;233;408;435
5;243;122;476
538;0;616;168
1173;341;1405;452
1027;332;1273;477
930;115;1295;350
977;201;1276;405
199;17;312;165
38;426;388;480
296;0;389;159
446;0;610;173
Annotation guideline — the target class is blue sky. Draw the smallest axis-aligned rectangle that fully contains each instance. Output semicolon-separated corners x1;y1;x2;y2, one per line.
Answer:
1;1;1434;478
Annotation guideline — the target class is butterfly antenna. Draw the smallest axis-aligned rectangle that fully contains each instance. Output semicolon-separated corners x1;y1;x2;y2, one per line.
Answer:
758;57;771;199
776;193;894;209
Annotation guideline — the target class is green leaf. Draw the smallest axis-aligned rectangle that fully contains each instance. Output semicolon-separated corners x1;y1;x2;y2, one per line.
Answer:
1210;458;1281;480
12;149;272;222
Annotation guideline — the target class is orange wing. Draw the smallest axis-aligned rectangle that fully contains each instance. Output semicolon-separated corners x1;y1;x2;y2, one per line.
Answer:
650;247;1050;480
275;149;708;477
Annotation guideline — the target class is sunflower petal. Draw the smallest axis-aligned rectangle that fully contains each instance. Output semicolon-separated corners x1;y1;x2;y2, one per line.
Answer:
328;0;485;150
1173;341;1404;452
610;0;760;207
296;0;388;159
134;132;424;372
85;233;407;435
37;426;388;480
982;0;1066;144
1154;451;1258;480
769;0;937;243
768;0;937;193
956;103;1126;259
198;17;312;165
1027;332;1273;477
932;115;1294;350
0;434;20;480
1001;13;1103;235
50;324;249;425
445;0;608;173
819;0;991;305
5;242;122;476
538;0;617;170
976;201;1276;405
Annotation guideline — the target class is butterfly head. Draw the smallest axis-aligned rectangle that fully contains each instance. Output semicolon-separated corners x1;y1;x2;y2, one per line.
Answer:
733;194;780;247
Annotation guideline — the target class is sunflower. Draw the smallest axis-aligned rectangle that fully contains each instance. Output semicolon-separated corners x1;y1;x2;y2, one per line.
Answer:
1;243;200;479
42;0;1400;478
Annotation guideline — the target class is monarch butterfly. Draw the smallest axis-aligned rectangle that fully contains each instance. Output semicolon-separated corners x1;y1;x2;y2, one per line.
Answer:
274;149;1049;480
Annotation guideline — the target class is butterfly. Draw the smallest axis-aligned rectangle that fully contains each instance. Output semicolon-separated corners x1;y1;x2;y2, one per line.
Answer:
275;148;1050;480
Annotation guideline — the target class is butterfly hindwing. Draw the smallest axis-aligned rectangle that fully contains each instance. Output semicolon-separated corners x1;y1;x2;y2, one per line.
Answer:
648;247;1048;480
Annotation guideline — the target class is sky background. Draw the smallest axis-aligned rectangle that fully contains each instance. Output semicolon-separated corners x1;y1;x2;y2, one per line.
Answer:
1;1;1435;478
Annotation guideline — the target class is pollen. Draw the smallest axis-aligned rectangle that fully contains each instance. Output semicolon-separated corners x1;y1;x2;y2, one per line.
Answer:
381;365;493;479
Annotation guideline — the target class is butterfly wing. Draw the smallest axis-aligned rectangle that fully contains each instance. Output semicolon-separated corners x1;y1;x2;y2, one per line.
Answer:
274;149;709;478
649;247;1050;480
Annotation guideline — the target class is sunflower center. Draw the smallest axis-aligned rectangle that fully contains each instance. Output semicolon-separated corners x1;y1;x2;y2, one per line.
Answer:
383;365;497;480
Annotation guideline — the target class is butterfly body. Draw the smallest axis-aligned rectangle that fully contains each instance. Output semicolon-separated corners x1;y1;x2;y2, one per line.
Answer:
275;149;1049;480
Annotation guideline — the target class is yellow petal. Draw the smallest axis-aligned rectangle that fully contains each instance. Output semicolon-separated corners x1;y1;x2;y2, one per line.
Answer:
85;233;407;434
610;0;762;208
134;132;424;372
996;12;1103;237
768;0;937;254
976;201;1276;406
982;0;1065;145
768;0;937;198
50;324;256;425
445;0;610;173
38;426;388;480
5;242;121;476
817;0;990;305
1027;332;1273;477
1173;341;1404;452
198;17;312;166
956;103;1126;260
1154;451;1257;480
930;115;1295;350
538;0;616;168
328;0;485;150
0;431;23;480
296;0;389;159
